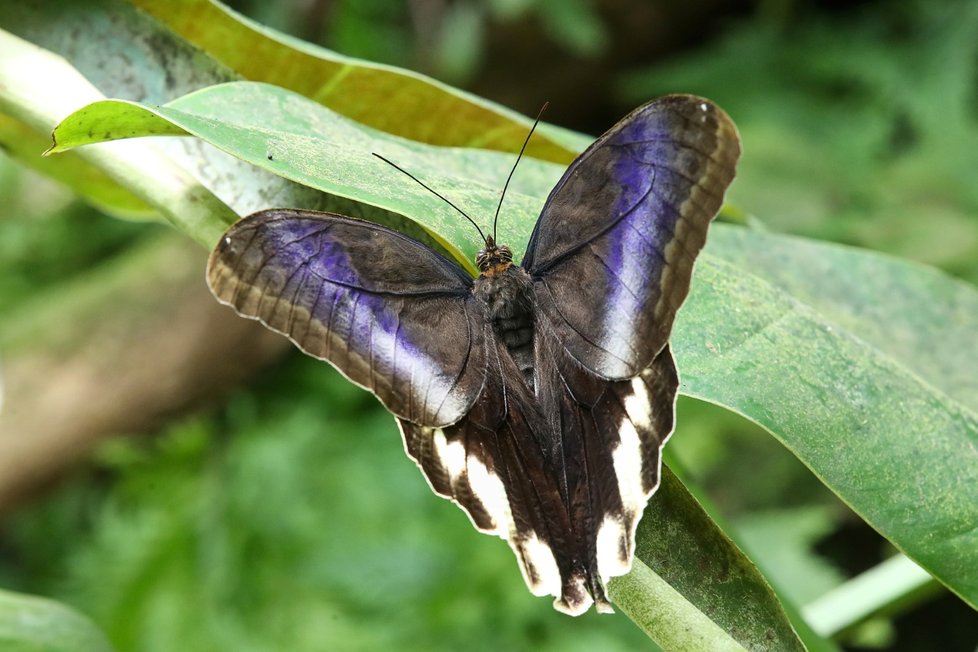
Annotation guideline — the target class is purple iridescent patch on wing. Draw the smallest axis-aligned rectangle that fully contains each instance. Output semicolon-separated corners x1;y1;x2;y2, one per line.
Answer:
596;107;711;366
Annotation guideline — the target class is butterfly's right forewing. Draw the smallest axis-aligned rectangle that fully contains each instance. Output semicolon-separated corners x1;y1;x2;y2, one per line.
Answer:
524;96;741;380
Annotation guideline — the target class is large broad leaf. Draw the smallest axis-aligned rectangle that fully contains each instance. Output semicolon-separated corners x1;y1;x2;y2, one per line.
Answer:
49;83;978;619
706;228;978;414
48;82;560;272
678;229;978;608
49;85;810;649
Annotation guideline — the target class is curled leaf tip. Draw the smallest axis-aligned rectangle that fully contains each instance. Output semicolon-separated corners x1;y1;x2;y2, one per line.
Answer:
42;132;59;157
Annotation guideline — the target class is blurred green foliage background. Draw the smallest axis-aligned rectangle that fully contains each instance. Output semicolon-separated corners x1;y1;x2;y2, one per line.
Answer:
1;0;976;650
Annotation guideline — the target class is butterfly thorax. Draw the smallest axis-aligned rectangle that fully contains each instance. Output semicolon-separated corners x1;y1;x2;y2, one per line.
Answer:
475;237;513;277
473;246;536;390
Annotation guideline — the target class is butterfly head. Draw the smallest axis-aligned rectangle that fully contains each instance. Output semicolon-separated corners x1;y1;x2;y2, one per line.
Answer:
476;236;514;276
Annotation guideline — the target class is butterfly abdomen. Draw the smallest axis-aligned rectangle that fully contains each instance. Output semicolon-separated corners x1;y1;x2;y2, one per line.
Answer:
474;264;536;388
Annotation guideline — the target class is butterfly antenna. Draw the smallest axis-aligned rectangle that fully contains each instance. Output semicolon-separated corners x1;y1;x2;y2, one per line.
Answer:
372;153;488;243
492;101;549;242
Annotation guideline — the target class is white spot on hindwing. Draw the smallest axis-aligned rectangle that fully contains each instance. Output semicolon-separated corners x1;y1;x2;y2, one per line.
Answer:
426;427;515;539
596;514;631;584
596;376;654;584
432;428;465;482
465;453;511;536
516;534;563;598
623;376;653;432
614;378;650;515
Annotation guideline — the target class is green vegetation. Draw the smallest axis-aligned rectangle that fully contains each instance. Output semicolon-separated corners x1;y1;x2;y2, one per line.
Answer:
1;1;975;650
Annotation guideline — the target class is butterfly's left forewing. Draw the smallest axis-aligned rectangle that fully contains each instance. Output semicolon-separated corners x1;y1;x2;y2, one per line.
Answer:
208;211;594;612
207;211;487;427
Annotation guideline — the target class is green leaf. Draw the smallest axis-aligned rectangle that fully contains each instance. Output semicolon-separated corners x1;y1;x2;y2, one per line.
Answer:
129;0;578;161
0;589;115;652
707;228;978;413
49;83;808;647
677;230;978;609
49;82;563;272
612;468;805;651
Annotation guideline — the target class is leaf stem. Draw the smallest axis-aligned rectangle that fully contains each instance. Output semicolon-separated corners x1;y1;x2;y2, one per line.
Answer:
610;561;749;652
802;554;939;637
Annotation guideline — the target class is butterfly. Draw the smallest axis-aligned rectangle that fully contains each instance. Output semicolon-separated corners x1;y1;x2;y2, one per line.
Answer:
206;95;740;615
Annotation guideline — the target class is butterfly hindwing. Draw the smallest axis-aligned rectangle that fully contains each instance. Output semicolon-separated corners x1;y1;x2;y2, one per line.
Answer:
207;210;487;426
532;319;680;611
396;336;590;613
561;344;678;584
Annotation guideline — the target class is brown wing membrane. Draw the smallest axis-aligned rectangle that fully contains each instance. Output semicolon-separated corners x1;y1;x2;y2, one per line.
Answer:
532;310;680;608
207;210;486;426
556;345;678;592
396;322;679;615
398;335;599;615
